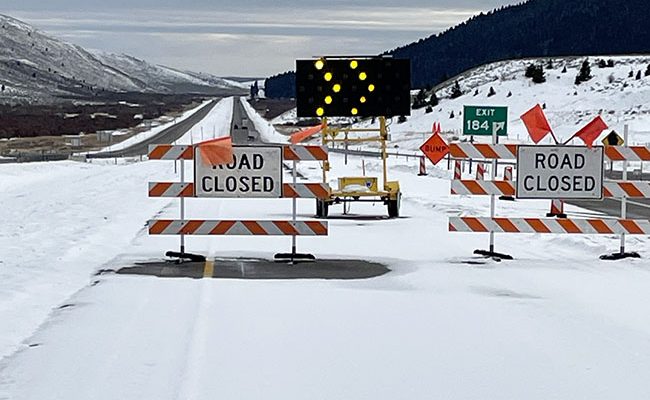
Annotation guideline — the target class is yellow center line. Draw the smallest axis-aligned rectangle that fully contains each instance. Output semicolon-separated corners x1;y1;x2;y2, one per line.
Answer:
203;259;214;279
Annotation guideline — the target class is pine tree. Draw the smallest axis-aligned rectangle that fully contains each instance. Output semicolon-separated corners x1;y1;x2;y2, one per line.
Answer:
1;84;4;91
525;64;536;78
546;59;554;69
425;106;433;113
645;65;650;77
473;89;479;96
575;59;592;84
449;111;455;119
428;92;439;106
413;88;428;109
629;70;634;78
562;66;567;73
607;59;615;68
488;86;496;97
507;91;512;97
398;115;407;123
532;65;546;83
598;59;607;68
450;81;463;99
636;70;642;80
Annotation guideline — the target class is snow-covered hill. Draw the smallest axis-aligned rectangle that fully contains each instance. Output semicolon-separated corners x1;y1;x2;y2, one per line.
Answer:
276;55;650;149
0;14;244;104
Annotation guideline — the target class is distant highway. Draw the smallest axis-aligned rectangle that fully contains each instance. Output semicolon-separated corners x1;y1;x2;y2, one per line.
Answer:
230;97;260;144
88;99;219;158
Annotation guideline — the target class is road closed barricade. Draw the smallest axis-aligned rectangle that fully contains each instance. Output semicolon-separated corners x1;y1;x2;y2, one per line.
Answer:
147;143;329;261
447;139;650;260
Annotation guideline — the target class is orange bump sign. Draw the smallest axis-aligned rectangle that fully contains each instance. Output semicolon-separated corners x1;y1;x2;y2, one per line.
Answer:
420;133;449;165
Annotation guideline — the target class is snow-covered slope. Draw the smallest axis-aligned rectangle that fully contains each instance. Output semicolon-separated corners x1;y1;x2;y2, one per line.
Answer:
277;55;650;149
92;52;249;94
0;14;244;104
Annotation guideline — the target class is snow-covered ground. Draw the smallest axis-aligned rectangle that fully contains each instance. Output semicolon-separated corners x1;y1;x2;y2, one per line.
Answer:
1;98;650;399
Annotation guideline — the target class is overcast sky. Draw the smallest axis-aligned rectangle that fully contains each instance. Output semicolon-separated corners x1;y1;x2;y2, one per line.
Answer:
5;0;520;78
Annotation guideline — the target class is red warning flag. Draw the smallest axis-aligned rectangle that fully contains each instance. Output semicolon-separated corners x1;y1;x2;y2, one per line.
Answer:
432;122;441;134
197;136;233;166
570;116;608;148
290;124;324;144
520;104;553;144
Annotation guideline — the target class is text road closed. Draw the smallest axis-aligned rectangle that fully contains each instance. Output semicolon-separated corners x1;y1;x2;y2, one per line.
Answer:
516;146;604;200
195;146;282;198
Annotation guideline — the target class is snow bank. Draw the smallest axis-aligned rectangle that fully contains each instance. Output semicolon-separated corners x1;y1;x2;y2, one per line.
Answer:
239;97;288;143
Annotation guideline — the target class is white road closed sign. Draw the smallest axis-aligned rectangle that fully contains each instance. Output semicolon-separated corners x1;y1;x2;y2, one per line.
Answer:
516;146;604;200
194;145;283;198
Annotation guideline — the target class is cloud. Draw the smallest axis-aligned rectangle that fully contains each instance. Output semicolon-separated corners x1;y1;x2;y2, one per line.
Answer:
6;1;520;76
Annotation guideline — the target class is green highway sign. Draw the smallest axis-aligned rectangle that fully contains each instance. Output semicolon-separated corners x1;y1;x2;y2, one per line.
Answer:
463;105;508;136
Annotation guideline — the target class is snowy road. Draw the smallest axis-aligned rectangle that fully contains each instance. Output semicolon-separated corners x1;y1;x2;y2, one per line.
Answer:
2;98;650;399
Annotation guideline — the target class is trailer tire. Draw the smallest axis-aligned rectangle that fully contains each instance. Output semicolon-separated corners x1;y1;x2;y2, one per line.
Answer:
387;194;401;218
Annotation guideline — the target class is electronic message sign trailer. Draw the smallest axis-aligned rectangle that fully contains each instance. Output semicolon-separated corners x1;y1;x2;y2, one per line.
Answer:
295;56;411;218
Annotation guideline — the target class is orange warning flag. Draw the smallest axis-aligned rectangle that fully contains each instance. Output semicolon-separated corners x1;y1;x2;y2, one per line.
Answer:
197;136;233;166
290;124;324;144
520;104;553;144
571;116;608;148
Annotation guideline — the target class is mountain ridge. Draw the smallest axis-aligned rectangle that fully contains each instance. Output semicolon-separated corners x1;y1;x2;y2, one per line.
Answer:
0;14;245;104
264;0;650;97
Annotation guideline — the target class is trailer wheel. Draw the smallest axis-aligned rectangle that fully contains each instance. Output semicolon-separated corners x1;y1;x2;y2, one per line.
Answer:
387;193;401;218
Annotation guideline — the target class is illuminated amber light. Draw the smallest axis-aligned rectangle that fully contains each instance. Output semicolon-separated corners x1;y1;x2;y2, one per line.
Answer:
316;107;324;116
368;84;375;92
350;60;358;69
324;72;333;81
315;59;325;70
325;96;333;104
351;108;358;115
359;72;367;80
360;96;367;103
333;84;341;93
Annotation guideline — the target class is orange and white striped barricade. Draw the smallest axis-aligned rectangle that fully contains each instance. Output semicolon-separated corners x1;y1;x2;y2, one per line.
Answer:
148;144;194;160
149;182;330;200
280;145;329;261
147;143;330;263
148;144;194;258
546;199;567;219
149;220;328;236
602;125;641;260
454;160;462;180
450;142;650;163
418;156;427;176
476;163;486;181
499;166;515;201
448;131;650;259
452;179;650;199
449;217;650;236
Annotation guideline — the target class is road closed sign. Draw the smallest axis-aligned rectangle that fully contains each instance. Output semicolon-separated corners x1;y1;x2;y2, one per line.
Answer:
195;145;282;198
516;146;604;200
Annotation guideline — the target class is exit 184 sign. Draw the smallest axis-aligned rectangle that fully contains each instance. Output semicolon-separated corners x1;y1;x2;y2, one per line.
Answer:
463;105;508;136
